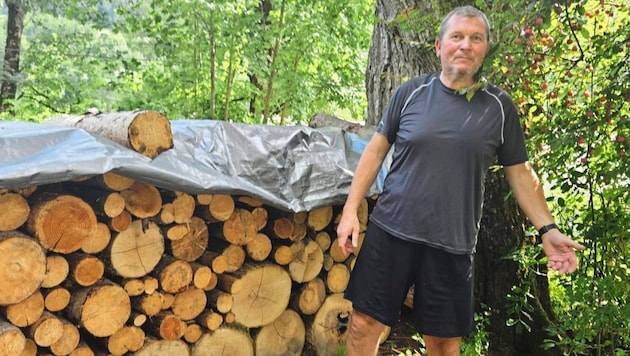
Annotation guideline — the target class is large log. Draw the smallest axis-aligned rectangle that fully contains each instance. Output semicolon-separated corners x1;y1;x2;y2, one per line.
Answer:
307;293;351;356
288;239;324;283
231;263;291;328
0;193;30;231
121;181;163;218
0;231;47;305
253;309;305;356
26;194;97;254
46;110;173;159
191;327;254;356
106;219;165;279
2;290;44;327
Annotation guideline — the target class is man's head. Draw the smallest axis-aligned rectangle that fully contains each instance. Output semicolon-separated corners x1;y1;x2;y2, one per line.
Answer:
435;6;490;85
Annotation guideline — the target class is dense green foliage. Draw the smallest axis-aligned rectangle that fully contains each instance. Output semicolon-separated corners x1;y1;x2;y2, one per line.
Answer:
1;0;628;354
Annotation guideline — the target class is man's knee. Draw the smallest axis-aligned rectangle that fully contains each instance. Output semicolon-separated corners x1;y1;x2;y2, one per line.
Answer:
348;310;385;338
423;335;461;356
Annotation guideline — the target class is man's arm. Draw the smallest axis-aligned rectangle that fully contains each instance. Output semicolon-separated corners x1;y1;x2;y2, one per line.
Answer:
504;162;585;274
336;132;391;256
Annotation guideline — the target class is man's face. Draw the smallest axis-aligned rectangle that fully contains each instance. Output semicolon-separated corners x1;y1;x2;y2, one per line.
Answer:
435;15;489;78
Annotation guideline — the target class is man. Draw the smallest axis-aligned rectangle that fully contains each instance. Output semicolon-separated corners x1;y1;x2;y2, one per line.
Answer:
336;6;585;356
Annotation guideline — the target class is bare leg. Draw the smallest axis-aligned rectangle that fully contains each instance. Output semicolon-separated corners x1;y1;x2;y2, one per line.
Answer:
423;335;462;356
344;310;386;356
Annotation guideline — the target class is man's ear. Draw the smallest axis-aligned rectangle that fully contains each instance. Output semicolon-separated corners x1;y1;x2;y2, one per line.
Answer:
435;39;441;57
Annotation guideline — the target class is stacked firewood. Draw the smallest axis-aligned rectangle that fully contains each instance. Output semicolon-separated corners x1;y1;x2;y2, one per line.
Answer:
0;172;379;356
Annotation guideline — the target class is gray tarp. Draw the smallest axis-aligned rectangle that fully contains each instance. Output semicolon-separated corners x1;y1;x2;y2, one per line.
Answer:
0;119;387;212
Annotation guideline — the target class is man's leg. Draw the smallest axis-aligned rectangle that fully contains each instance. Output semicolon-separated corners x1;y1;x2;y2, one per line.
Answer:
344;310;387;356
423;335;462;356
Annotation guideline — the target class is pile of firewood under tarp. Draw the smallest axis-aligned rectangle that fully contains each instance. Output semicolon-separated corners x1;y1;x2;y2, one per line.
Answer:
0;169;388;356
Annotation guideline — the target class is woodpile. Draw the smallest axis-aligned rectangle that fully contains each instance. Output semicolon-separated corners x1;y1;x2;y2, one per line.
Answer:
0;172;380;355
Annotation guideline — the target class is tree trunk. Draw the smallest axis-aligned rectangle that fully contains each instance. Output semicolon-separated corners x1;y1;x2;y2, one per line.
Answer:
0;0;25;113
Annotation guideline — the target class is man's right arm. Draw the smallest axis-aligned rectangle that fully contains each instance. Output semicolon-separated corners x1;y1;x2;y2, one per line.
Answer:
337;132;391;255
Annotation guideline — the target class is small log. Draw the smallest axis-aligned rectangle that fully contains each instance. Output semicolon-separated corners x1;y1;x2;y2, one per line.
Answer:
205;290;233;314
151;255;192;294
198;251;228;274
43;287;71;312
216;274;243;294
191;263;217;290
144;312;185;341
196;310;223;331
170;193;196;224
195;193;213;205
208;194;235;222
0;317;26;356
130;312;147;327
288;239;324;283
289;222;307;242
143;276;159;294
106;219;165;279
107;325;145;354
67;280;131;337
168;216;209;262
41;254;69;289
237;195;263;208
60;184;125;218
291;277;326;315
80;222;111;254
67;341;94;356
171;287;207;321
0;231;47;305
307;205;333;232
134;337;190;356
254;309;305;356
123;278;146;297
20;338;37;356
46;110;173;159
269;217;294;240
217;208;258;245
326;263;350;293
107;210;132;232
183;323;203;344
246;232;272;262
121;181;162;218
86;172;135;191
191;327;254;356
251;206;268;231
2;290;43;328
208;241;246;273
27;311;63;347
26;193;97;253
49;319;80;356
0;193;30;231
66;253;105;287
231;263;291;328
314;231;332;251
131;292;164;317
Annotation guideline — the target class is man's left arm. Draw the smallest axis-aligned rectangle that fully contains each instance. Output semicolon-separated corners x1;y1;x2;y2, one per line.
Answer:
504;162;585;274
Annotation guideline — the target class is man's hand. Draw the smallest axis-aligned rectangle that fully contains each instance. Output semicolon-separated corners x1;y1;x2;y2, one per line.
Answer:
542;230;586;274
336;212;360;256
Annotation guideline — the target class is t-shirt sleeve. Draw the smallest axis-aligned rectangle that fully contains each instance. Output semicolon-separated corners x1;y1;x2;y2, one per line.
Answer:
376;80;418;145
497;94;529;166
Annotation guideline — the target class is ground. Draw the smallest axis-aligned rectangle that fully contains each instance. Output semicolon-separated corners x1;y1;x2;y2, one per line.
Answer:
378;305;424;356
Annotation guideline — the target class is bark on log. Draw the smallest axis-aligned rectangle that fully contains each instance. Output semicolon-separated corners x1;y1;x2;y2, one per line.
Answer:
46;110;173;159
26;194;97;253
0;231;47;305
66;253;105;287
106;219;164;279
307;293;351;356
196;310;223;331
231;263;291;328
131;291;164;317
151;255;192;294
245;233;272;262
0;193;30;231
66;280;131;337
143;312;185;341
253;309;305;356
0;317;26;356
191;327;254;356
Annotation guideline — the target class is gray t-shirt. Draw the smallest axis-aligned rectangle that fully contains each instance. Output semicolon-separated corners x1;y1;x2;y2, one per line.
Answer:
370;72;528;254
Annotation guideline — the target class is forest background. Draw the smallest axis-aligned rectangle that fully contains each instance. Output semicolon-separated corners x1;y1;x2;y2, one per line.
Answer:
0;0;628;355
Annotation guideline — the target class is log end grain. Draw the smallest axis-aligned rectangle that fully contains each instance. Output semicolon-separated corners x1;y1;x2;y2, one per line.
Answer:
0;232;47;306
128;110;174;158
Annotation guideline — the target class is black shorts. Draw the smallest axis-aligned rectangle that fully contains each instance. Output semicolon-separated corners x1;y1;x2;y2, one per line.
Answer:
344;223;475;338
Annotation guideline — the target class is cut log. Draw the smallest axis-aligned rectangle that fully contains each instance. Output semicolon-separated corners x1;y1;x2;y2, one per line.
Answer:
0;193;30;231
290;222;307;242
326;263;350;293
198;251;228;274
168;216;209;262
26;194;97;253
269;217;294;239
215;274;243;294
183;323;203;344
80;222;111;254
143;312;185;341
245;232;272;262
205;290;233;314
171;287;207;321
231;263;291;328
107;325;145;354
291;277;326;315
20;338;36;356
308;293;351;356
66;253;105;287
2;290;44;327
134;337;190;356
41;254;69;289
196;310;223;331
107;219;165;279
254;309;305;356
87;172;135;191
170;193;196;224
217;208;257;245
0;317;26;356
208;242;245;273
190;263;217;290
60;184;125;218
67;341;94;356
151;255;192;294
123;278;146;297
307;205;333;232
49;319;80;356
46;110;173;158
191;327;254;356
251;206;268;231
237;195;263;208
66;280;131;337
131;292;164;317
108;210;132;232
195;193;213;205
208;194;235;222
315;231;332;251
121;181;162;218
27;311;63;347
0;231;47;305
43;287;71;312
288;239;324;283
